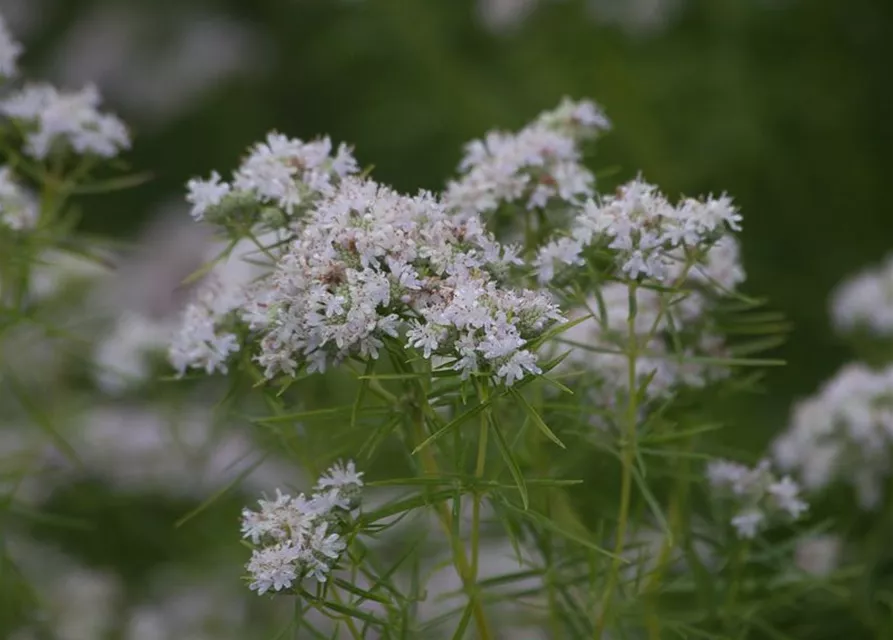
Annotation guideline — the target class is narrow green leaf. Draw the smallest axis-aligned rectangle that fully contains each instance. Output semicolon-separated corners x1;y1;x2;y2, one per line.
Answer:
410;400;493;455
492;423;528;509
330;577;391;605
175;457;266;528
508;387;565;449
501;502;621;560
527;313;593;351
351;360;375;429
450;601;475;640
253;406;353;424
629;464;671;540
68;171;154;194
319;599;388;627
4;371;83;470
359;488;456;524
357;414;402;461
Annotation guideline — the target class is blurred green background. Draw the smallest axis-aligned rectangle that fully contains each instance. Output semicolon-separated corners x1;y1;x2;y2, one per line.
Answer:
9;0;892;441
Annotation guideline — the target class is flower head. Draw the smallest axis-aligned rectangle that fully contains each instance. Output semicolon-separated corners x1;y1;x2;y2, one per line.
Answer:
444;97;609;217
241;461;363;596
707;458;808;539
0;83;129;159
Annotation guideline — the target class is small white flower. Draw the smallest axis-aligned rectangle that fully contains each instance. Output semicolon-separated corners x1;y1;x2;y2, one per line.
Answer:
767;476;809;519
0;13;22;79
706;459;750;492
731;510;764;539
308;521;346;563
186;171;231;221
315;460;364;493
496;349;540;386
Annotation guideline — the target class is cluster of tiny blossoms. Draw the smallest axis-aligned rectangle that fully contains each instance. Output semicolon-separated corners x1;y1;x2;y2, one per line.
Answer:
773;362;893;509
0;84;130;160
554;229;745;418
707;459;808;539
443;97;610;217
559;280;736;411
168;274;244;376
253;177;562;385
0;166;37;230
241;461;364;595
186;132;359;226
536;177;742;283
830;253;893;337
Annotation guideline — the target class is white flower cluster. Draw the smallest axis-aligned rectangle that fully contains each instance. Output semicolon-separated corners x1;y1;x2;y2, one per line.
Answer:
773;362;893;509
186;132;359;223
255;177;561;384
163;230;275;377
0;165;37;230
0;12;22;79
707;459;808;539
168;274;243;376
93;312;173;393
830;254;893;337
794;534;842;578
241;461;364;595
5;403;294;504
556;234;744;413
443;97;610;217
536;177;742;283
560;282;734;412
0;83;130;159
8;538;286;640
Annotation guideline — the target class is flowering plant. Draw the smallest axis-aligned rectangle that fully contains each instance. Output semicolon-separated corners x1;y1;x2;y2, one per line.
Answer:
1;8;889;640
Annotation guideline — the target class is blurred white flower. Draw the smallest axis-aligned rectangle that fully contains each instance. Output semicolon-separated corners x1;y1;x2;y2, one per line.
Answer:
773;362;893;509
92;312;173;393
794;534;842;578
0;10;23;78
830;254;893;337
0;82;129;159
48;6;268;126
0;165;38;230
707;458;808;539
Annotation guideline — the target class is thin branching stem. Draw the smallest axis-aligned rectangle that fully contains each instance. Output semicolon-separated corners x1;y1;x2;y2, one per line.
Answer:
409;400;493;640
594;281;640;638
471;381;490;580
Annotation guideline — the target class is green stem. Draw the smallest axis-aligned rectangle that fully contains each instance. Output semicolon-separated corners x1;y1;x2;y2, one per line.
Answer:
724;541;749;634
594;282;640;638
409;403;493;640
329;587;363;640
470;382;490;581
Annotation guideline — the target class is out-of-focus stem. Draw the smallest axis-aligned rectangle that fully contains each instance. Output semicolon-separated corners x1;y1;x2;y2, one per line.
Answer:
594;282;640;638
410;405;493;640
